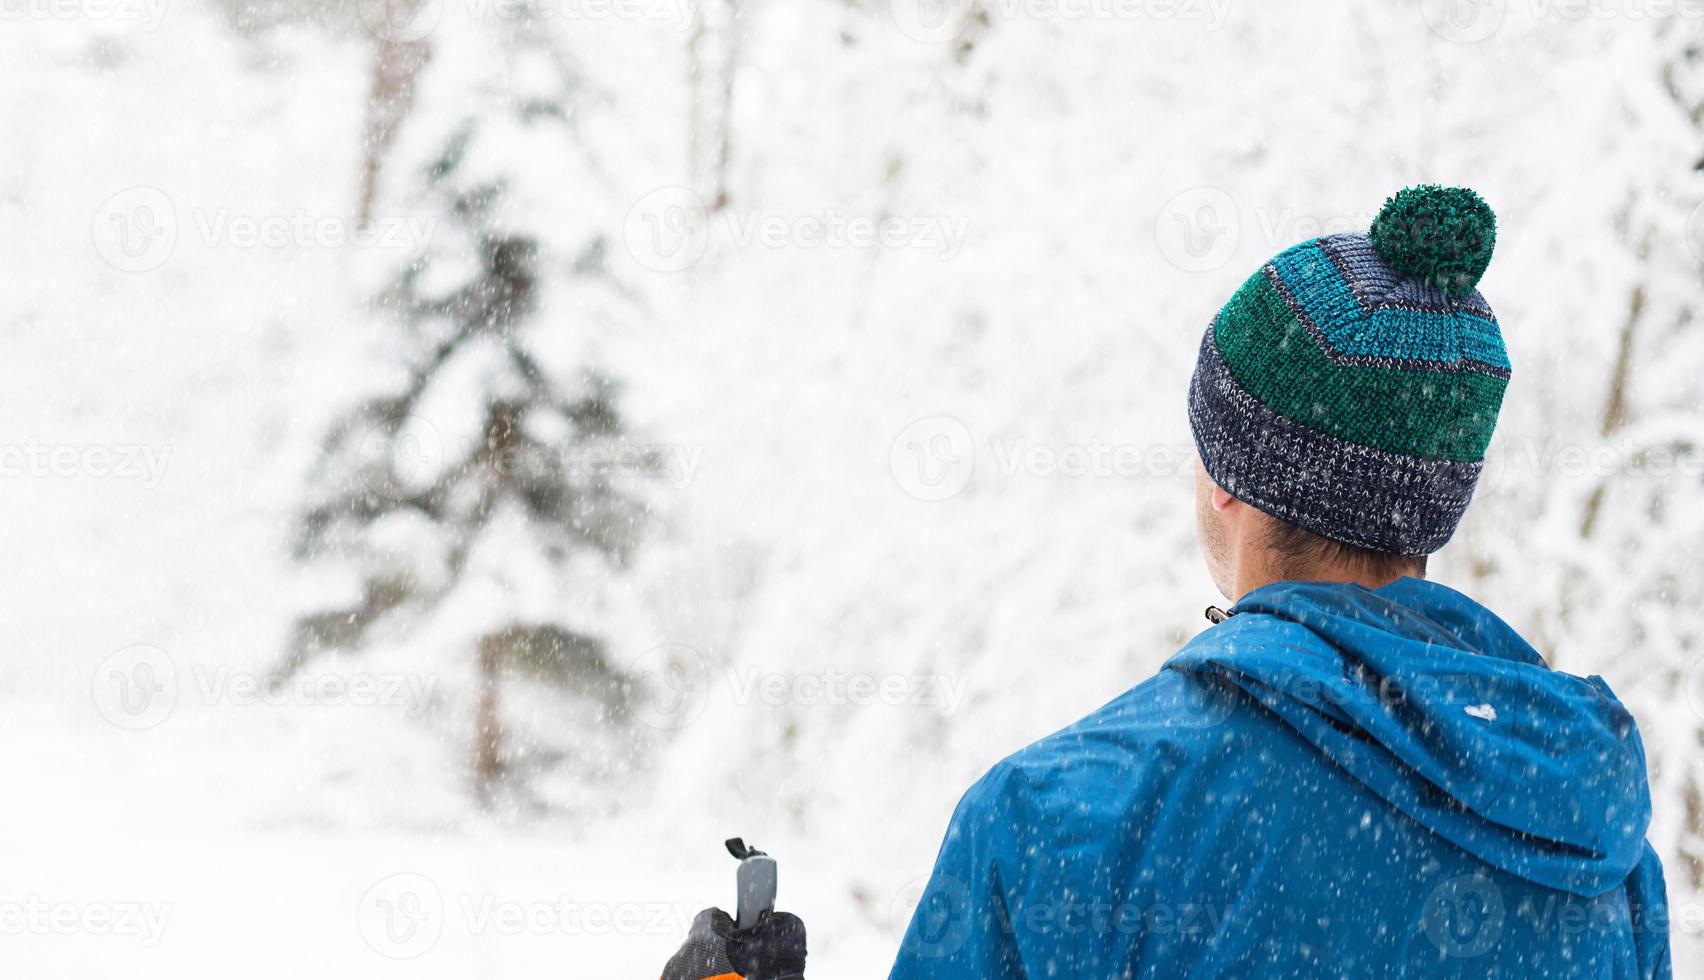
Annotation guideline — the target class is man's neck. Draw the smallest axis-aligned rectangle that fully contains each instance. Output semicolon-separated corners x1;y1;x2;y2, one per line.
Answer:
1232;560;1413;604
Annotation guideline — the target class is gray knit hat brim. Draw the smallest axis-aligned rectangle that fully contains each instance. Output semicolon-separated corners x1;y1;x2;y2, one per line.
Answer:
1188;329;1483;557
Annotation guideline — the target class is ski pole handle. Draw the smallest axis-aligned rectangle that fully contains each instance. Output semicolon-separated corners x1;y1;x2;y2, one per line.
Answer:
725;838;778;930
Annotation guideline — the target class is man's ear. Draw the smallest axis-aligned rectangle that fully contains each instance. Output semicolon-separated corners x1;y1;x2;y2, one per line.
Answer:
1209;483;1239;514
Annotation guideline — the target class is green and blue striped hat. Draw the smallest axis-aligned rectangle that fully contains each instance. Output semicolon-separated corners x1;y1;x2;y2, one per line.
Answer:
1187;185;1509;556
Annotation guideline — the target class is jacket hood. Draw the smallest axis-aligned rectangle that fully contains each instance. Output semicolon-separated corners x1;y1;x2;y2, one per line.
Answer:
1165;577;1651;898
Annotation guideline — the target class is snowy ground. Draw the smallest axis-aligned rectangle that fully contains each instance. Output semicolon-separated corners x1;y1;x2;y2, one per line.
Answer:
0;771;901;975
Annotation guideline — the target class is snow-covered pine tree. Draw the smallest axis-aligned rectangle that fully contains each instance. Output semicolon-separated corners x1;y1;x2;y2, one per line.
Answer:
282;22;657;813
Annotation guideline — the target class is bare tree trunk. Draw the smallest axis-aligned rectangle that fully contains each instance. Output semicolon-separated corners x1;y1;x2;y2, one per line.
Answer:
473;633;506;808
1547;220;1655;664
1579;226;1653;539
357;29;432;229
686;3;707;203
710;0;741;211
687;0;740;212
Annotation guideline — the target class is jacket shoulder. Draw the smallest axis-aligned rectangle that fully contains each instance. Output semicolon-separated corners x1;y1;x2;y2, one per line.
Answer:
982;662;1270;834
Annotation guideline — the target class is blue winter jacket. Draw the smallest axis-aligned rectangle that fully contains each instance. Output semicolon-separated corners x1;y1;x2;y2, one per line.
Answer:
890;578;1671;978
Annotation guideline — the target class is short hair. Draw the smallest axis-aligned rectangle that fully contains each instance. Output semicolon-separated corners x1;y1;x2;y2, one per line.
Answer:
1262;516;1428;582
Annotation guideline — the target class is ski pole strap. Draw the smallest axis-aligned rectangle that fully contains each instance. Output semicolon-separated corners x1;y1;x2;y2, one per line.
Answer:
725;838;763;859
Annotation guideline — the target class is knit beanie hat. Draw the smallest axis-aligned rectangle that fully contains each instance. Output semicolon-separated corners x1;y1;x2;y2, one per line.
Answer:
1187;185;1508;557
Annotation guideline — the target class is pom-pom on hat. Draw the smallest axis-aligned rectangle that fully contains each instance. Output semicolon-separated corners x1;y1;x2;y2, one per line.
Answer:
1187;185;1510;556
1369;185;1497;296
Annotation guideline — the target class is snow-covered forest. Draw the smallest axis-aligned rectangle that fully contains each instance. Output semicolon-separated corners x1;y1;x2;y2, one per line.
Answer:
4;0;1704;974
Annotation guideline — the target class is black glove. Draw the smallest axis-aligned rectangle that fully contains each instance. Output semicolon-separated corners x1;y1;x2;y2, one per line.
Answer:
727;909;806;979
661;907;806;980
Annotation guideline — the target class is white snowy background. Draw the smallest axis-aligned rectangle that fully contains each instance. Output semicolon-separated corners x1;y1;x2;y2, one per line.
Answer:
3;0;1704;975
